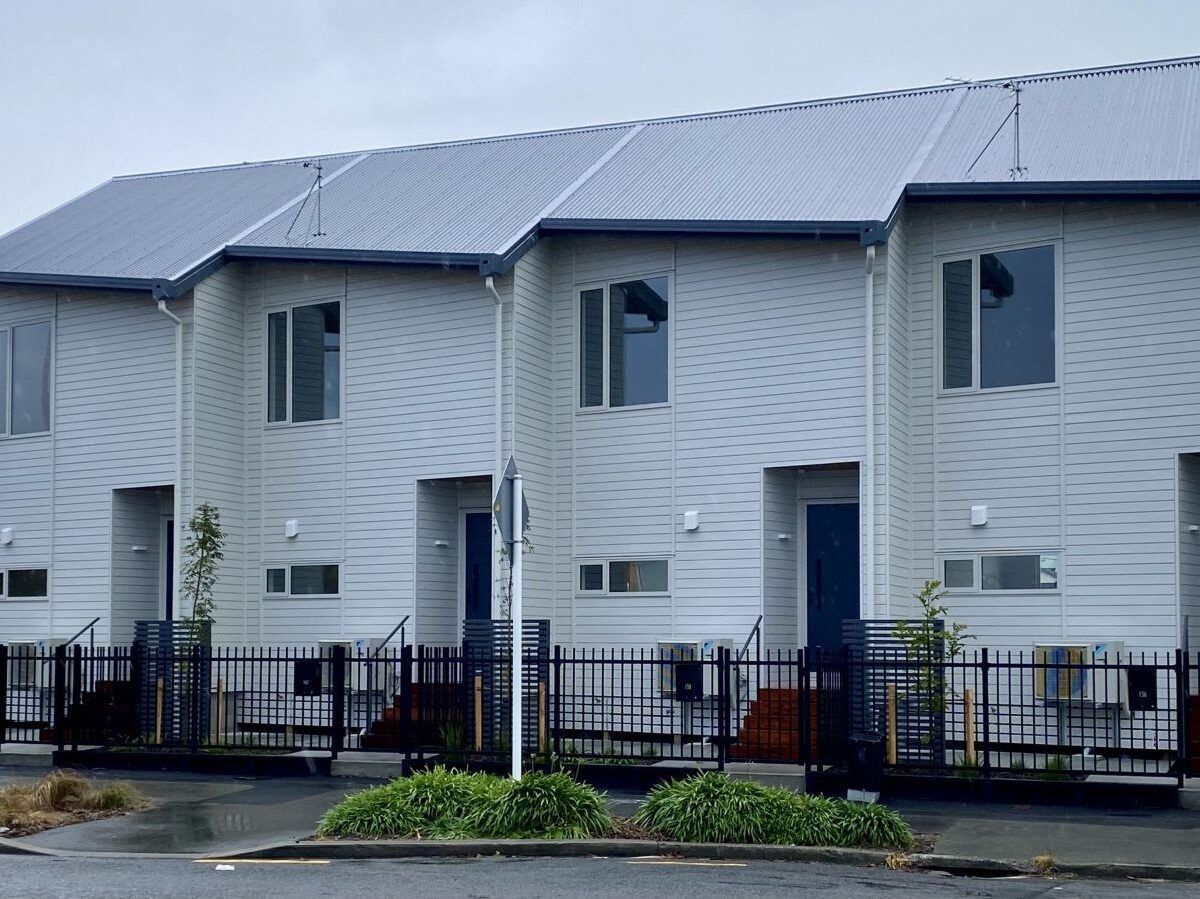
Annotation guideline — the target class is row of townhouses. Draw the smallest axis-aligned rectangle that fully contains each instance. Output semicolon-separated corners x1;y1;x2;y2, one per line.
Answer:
0;56;1198;659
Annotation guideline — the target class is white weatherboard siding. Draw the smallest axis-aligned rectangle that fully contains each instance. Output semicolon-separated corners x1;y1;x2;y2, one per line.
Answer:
549;235;868;648
415;480;458;645
1182;454;1200;653
906;200;1200;651
883;218;913;619
762;469;798;650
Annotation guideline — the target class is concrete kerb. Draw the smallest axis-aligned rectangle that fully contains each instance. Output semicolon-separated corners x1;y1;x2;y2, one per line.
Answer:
215;838;1200;882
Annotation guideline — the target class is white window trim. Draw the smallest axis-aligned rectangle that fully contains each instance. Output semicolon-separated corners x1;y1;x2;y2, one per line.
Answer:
938;551;1061;593
0;566;51;600
574;272;673;413
0;317;55;439
263;299;345;428
935;239;1062;396
262;562;342;599
575;557;671;596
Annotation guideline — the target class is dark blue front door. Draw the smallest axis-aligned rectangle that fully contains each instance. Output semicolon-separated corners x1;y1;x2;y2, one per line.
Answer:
464;512;492;621
806;503;860;649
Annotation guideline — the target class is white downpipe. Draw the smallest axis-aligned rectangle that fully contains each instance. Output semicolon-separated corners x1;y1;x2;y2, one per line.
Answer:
863;246;877;620
510;473;524;781
156;299;184;621
485;276;503;482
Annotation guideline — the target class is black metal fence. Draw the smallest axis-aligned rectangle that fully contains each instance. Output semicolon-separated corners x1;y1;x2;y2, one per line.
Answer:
1;642;1194;784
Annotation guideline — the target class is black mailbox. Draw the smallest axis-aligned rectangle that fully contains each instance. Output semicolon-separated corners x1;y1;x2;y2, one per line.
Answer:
674;661;704;702
1127;666;1157;711
294;659;323;696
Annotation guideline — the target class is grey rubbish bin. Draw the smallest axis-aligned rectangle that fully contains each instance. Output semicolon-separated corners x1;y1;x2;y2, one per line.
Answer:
847;730;884;802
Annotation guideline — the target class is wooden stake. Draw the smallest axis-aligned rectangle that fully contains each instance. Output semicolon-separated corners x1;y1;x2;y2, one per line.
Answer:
964;688;976;765
538;681;547;753
474;675;483;752
155;677;164;745
886;683;898;765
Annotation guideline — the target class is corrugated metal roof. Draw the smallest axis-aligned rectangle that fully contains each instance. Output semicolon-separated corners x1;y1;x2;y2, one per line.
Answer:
2;55;1199;292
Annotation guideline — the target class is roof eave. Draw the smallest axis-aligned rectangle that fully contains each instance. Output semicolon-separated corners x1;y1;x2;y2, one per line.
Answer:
539;217;889;245
0;271;166;295
224;244;502;275
906;180;1200;200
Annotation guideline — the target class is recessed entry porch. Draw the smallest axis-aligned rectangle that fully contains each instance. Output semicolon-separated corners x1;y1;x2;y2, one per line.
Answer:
110;486;174;644
762;462;862;652
415;475;494;645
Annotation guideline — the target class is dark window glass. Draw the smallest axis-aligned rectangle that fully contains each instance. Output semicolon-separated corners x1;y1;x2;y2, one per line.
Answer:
981;554;1057;590
266;568;286;594
980;245;1055;388
943;559;974;589
8;568;48;598
291;564;339;595
609;277;668;407
267;311;288;422
942;260;973;389
608;560;668;593
579;564;603;591
11;321;51;434
579;289;604;407
291;302;340;422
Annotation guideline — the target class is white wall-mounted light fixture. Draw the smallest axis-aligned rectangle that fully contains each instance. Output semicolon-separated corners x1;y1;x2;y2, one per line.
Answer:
433;539;450;548
0;527;12;546
130;545;149;553
970;505;989;527
683;511;701;531
776;532;793;542
284;519;301;539
1189;524;1199;535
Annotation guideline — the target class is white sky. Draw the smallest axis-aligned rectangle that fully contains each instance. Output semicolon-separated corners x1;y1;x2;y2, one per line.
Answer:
2;0;1198;234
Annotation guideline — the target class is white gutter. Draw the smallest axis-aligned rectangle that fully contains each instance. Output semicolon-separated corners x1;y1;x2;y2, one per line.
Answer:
156;299;184;620
863;246;877;619
485;276;504;482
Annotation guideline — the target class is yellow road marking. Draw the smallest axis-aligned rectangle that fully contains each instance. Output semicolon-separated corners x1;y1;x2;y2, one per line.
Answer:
195;859;331;865
626;860;748;867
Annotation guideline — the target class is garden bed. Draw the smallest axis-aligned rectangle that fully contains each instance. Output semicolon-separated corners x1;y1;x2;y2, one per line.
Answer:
0;771;147;838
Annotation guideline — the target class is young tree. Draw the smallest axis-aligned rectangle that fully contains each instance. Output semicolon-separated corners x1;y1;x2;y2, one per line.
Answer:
181;503;224;642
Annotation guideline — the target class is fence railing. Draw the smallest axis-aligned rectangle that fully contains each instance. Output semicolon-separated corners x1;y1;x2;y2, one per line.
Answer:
1;642;1193;784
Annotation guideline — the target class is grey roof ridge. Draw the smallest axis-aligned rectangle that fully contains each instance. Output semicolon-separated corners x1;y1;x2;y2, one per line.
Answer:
163;153;371;284
108;55;1200;186
490;123;646;256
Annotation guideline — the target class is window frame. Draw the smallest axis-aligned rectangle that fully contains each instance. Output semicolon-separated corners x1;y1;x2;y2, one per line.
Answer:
935;240;1062;396
939;551;1061;593
574;272;673;413
262;563;342;599
574;558;670;596
263;299;344;428
0;566;50;600
0;317;54;439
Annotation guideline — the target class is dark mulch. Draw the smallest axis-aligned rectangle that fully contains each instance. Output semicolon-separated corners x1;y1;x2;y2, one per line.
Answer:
0;807;134;839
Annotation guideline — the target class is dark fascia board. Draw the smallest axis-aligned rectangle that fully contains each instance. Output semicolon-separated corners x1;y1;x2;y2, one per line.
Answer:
906;180;1200;200
539;217;887;246
0;270;164;295
224;244;503;274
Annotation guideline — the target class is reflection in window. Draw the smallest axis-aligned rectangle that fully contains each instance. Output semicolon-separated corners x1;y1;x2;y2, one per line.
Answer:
7;568;48;598
578;277;668;408
267;312;288;422
266;568;286;594
578;564;603;591
943;559;974;589
267;302;341;424
290;564;340;595
981;554;1057;590
579;289;604;407
7;321;52;435
942;260;972;389
608;560;668;593
980;246;1055;388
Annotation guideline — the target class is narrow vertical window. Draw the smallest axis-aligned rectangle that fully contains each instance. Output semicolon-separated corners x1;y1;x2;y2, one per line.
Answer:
942;259;973;390
610;277;668;407
291;301;340;422
579;288;604;407
267;311;288;423
11;321;51;434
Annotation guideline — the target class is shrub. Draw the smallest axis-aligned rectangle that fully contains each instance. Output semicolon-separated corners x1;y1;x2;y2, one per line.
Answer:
316;782;424;838
474;772;612;839
0;771;145;833
633;773;913;849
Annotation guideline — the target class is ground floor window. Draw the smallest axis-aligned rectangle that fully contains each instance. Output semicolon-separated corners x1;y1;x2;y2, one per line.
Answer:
264;563;340;597
940;553;1059;592
577;559;668;594
1;567;48;598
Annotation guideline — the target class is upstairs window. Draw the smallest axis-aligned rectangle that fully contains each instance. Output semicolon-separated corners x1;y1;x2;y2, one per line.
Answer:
267;301;341;423
579;276;669;408
1;321;52;436
941;244;1056;391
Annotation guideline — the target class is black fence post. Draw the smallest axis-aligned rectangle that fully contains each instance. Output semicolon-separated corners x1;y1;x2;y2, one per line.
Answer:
331;645;346;760
717;647;730;772
70;645;83;752
53;644;67;752
1176;649;1187;788
0;644;6;752
980;648;991;783
552;645;562;759
189;644;202;755
399;644;413;769
799;649;810;774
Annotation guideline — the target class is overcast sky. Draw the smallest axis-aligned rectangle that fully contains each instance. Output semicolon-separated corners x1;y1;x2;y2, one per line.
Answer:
2;0;1198;234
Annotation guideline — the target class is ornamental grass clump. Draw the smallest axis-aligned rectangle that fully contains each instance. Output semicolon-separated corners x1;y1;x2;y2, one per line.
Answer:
474;772;612;839
632;772;913;849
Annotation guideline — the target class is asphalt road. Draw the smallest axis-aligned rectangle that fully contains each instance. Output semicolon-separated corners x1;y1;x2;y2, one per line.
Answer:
2;855;1197;898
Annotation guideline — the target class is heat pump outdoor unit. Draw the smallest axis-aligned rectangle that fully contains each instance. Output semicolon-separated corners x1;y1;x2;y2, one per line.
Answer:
1033;641;1127;708
656;639;734;700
